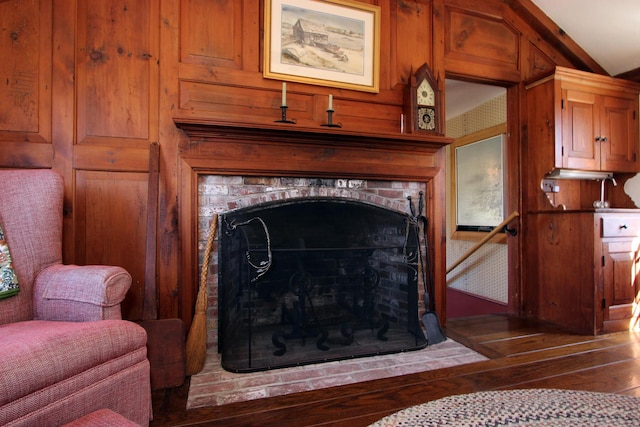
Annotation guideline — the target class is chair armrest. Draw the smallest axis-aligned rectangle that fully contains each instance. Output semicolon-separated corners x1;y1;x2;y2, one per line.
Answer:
33;264;132;322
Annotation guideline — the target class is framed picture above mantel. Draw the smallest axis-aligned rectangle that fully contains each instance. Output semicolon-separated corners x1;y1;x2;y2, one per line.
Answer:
263;0;380;93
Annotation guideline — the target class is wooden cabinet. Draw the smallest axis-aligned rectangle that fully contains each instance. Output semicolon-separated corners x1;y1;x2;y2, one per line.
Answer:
598;213;640;333
524;211;640;334
563;87;639;172
526;67;640;174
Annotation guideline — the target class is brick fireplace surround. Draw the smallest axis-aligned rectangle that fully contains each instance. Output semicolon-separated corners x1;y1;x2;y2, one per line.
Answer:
176;120;451;370
202;175;426;353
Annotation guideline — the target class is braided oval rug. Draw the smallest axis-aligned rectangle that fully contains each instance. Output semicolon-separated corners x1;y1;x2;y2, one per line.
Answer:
369;389;640;426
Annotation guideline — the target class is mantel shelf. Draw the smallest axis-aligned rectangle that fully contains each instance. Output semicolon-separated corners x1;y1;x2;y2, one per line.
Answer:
174;118;453;152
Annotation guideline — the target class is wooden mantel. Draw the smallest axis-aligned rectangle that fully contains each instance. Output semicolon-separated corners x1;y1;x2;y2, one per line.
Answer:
174;119;453;329
175;120;452;176
175;119;453;146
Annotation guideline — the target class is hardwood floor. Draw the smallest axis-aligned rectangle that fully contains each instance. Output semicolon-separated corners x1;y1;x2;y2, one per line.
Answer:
150;314;640;426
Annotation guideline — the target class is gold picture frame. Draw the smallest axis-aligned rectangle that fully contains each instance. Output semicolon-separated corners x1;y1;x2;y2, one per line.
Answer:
264;0;380;93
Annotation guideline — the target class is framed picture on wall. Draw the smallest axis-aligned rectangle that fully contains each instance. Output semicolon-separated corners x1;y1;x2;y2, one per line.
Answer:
263;0;380;93
454;131;506;234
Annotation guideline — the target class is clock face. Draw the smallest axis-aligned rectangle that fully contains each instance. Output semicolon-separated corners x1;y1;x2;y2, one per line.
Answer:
418;107;436;131
417;79;435;106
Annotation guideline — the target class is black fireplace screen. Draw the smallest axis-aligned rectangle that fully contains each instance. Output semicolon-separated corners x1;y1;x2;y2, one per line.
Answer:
218;198;427;372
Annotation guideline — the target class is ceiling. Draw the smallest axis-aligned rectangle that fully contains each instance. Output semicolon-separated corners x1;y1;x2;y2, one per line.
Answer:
446;0;640;120
531;0;640;77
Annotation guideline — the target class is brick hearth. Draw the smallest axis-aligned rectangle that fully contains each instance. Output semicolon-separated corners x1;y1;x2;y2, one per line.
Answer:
187;338;487;408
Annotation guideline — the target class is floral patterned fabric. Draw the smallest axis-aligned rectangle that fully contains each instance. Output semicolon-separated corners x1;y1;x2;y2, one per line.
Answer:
0;223;19;299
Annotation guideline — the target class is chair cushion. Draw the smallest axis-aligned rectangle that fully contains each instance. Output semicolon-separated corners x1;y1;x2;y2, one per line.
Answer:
0;320;147;406
0;223;19;300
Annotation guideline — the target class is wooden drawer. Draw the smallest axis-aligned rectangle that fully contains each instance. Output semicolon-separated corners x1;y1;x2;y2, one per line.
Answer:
601;216;640;237
605;240;639;254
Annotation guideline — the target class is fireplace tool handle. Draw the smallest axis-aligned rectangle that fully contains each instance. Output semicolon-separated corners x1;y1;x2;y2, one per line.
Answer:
417;192;447;345
417;192;431;308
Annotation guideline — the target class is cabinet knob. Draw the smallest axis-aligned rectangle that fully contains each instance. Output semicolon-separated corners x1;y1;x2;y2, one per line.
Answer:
595;136;608;142
620;224;628;229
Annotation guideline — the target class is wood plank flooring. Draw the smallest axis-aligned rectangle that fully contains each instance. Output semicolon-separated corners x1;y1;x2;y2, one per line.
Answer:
150;314;640;426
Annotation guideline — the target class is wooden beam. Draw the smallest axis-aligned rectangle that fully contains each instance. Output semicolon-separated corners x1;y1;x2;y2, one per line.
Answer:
504;0;608;75
616;66;640;83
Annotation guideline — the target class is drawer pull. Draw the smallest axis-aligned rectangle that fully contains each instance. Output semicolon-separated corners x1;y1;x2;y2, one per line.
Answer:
620;224;628;229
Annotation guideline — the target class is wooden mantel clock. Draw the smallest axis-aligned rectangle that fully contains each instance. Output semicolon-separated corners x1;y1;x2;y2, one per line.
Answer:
404;62;443;135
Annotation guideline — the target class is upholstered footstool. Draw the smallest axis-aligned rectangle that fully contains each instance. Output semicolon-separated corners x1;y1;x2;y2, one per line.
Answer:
63;408;140;426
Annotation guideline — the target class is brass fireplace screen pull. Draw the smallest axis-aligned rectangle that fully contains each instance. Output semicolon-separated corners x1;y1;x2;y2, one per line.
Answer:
446;211;520;275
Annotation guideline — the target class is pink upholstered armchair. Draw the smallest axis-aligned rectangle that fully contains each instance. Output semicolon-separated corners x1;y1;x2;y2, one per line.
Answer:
0;169;152;426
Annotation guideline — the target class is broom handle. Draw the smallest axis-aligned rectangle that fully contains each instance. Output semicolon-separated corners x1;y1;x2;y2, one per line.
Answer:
199;214;219;293
446;211;519;275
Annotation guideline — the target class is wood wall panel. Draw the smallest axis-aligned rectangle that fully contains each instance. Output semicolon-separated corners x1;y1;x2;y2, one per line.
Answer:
0;0;51;149
180;0;243;68
444;5;520;82
75;170;150;320
0;141;53;168
52;1;77;264
178;81;312;121
76;0;158;145
73;145;150;172
522;212;596;333
527;42;555;81
69;0;160;321
326;98;401;134
156;0;191;322
392;0;433;86
178;80;400;133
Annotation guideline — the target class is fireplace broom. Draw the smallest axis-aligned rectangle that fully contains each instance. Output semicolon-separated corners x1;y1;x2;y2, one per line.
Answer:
185;213;218;376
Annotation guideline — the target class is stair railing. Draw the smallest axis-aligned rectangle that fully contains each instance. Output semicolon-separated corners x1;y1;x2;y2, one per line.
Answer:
446;211;520;275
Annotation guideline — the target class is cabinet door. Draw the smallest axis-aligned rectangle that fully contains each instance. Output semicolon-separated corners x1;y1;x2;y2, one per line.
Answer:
562;88;599;170
599;95;639;172
602;239;639;332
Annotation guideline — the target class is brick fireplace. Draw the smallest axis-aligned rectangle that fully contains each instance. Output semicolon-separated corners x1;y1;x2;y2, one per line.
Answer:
176;120;451;369
208;177;429;371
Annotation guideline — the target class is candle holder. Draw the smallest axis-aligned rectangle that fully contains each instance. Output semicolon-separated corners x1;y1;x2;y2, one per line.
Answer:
321;109;342;128
274;105;296;124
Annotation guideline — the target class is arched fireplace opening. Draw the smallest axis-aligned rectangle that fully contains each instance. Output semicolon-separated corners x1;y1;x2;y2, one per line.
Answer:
218;198;427;372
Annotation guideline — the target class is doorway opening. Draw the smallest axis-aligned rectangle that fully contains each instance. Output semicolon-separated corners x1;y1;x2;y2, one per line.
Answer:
445;79;511;318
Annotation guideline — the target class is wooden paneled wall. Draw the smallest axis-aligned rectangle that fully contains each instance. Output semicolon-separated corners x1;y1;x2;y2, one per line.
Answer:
0;0;598;326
